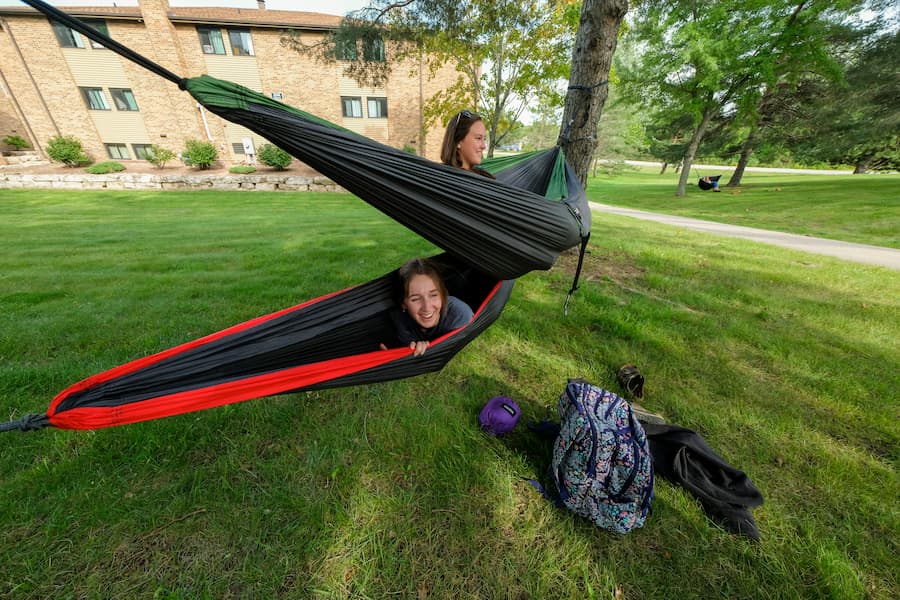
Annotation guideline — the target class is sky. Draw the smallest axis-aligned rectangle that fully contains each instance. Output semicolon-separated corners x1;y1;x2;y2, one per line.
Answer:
0;1;370;16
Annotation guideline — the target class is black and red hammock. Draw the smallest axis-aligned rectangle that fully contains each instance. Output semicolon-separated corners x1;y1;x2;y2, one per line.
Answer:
2;0;590;433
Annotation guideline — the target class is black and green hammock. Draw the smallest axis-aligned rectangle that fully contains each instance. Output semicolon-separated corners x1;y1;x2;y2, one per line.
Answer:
2;0;590;433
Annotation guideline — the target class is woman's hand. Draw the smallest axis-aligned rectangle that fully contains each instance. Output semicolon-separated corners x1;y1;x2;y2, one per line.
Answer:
410;341;429;356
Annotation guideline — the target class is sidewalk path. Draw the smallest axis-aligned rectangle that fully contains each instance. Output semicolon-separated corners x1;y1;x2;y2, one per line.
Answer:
590;202;900;271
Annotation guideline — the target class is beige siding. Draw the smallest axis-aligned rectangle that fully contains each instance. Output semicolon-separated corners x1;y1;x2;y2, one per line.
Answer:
90;111;150;146
204;55;263;91
337;70;389;142
0;6;460;165
63;46;130;87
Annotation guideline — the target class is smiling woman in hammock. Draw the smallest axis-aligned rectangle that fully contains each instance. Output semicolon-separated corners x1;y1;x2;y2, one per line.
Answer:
4;0;590;433
380;258;475;357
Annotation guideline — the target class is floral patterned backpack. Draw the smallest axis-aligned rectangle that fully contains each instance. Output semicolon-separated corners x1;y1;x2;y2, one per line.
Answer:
550;380;654;534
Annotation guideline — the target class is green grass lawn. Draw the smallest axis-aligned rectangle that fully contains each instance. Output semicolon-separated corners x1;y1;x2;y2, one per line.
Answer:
587;166;900;249
0;187;897;599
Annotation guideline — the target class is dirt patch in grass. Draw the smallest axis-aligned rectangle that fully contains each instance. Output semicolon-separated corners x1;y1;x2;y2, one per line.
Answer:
552;247;645;285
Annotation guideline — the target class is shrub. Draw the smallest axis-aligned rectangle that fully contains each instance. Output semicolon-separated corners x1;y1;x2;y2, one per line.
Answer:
146;145;176;169
229;165;256;174
46;134;90;167
257;144;292;170
85;161;125;174
402;144;417;154
3;134;29;150
181;139;218;170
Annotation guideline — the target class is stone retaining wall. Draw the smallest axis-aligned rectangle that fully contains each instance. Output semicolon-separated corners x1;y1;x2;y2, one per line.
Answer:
0;171;346;192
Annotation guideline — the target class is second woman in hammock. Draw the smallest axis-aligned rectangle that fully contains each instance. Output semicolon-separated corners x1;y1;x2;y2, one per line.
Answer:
380;258;474;356
441;109;495;178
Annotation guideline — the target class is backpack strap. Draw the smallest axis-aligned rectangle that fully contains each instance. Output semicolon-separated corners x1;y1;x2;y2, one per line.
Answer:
523;476;565;507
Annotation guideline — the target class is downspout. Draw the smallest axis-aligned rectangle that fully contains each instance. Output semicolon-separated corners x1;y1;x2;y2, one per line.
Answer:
196;102;213;141
0;16;59;158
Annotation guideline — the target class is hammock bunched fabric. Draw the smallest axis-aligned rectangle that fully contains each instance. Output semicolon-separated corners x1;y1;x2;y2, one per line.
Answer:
3;0;591;433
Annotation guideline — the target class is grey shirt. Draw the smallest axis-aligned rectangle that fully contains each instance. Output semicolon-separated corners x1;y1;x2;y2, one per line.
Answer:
389;296;474;345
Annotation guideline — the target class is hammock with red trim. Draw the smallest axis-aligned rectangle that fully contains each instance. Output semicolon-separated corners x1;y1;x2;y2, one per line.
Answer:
2;1;591;432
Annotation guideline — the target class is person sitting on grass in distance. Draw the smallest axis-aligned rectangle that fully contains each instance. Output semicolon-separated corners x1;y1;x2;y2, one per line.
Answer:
380;258;474;357
441;109;495;178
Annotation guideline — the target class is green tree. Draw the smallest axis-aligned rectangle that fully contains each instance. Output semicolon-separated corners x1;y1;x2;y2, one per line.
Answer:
282;0;578;156
617;0;866;195
558;0;629;185
789;29;900;172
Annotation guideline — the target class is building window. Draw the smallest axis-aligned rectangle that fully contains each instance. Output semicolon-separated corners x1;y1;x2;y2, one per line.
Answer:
228;29;254;56
341;96;363;118
198;27;226;55
83;19;109;49
367;97;388;118
80;87;110;110
363;37;385;62
132;144;153;160
335;35;357;61
110;88;139;111
106;143;130;160
51;21;84;48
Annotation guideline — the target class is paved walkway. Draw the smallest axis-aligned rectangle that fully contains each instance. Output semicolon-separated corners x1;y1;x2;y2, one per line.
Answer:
590;202;900;271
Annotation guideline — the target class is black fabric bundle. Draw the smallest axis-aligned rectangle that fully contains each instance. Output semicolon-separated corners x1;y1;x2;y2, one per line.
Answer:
643;423;765;540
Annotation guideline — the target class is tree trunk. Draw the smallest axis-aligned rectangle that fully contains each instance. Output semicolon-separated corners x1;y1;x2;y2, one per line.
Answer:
853;161;868;174
728;124;757;187
659;162;668;175
677;104;716;196
559;0;629;187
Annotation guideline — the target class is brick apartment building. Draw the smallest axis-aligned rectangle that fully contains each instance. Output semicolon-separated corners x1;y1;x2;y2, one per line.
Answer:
0;0;457;165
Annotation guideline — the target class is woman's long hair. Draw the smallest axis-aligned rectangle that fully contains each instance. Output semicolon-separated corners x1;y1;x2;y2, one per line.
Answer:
440;110;495;178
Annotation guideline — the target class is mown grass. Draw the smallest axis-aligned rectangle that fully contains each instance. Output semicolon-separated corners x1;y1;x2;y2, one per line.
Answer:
588;166;900;249
0;186;897;599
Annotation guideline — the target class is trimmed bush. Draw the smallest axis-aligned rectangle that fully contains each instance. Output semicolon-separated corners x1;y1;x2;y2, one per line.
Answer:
85;161;126;174
46;134;90;167
181;139;218;170
229;165;256;174
146;145;176;169
257;144;292;170
3;135;29;150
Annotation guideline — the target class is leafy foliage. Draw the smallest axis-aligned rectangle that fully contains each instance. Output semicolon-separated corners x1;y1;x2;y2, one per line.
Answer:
146;145;176;169
45;134;90;167
281;0;579;154
615;0;869;193
257;144;293;170
84;161;125;174
784;30;900;172
2;134;29;150
181;139;218;170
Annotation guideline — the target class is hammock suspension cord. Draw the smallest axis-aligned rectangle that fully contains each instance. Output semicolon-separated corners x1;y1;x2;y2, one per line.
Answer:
564;232;591;316
21;0;186;89
559;80;609;143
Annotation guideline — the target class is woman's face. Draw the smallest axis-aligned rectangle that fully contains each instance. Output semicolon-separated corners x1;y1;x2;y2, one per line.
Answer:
403;273;443;329
458;120;487;170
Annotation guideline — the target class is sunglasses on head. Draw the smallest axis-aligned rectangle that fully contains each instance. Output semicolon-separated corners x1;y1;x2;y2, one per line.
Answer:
454;109;477;127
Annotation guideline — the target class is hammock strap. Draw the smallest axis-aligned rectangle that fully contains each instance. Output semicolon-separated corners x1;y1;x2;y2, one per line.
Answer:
0;413;50;433
20;0;186;89
564;232;591;316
